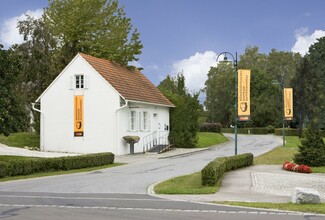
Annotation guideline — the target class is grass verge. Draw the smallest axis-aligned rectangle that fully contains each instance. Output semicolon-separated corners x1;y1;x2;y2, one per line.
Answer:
254;136;325;173
215;201;325;214
154;172;220;194
0;163;123;182
196;132;228;148
0;132;40;149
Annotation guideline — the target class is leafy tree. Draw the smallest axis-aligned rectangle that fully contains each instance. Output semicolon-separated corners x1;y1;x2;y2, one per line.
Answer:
292;56;320;136
15;14;59;133
294;123;325;166
158;74;202;148
45;0;143;67
308;37;325;129
204;63;234;126
238;46;282;127
0;45;29;136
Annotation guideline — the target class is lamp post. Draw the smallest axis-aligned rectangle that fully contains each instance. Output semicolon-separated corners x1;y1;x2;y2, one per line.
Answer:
217;52;238;155
281;72;285;146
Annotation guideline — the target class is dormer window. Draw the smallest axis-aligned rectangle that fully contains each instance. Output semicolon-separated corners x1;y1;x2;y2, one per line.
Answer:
75;75;84;89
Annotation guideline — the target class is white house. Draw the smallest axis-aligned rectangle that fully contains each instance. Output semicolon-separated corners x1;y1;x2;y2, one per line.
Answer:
33;53;174;155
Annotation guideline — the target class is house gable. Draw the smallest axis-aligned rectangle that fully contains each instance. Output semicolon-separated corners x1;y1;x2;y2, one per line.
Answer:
79;53;174;107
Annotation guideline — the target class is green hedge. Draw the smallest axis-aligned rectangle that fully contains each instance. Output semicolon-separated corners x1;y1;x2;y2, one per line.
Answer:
0;153;114;178
201;153;253;186
221;128;268;135
274;128;300;136
275;128;325;137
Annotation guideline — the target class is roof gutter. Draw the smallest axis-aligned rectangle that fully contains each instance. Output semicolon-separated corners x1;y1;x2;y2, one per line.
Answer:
125;99;175;108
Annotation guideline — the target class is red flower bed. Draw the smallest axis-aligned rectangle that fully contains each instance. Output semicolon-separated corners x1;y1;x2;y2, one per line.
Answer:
282;161;312;173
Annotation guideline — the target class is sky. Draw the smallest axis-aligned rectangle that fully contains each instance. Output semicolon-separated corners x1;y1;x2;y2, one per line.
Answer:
1;0;325;94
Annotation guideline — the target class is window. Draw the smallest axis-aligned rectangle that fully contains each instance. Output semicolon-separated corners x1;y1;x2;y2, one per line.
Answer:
141;111;150;131
129;110;137;131
75;75;84;89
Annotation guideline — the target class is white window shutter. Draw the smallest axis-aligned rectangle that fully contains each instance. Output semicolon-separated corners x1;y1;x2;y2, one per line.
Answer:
84;75;89;89
139;112;142;131
70;76;74;90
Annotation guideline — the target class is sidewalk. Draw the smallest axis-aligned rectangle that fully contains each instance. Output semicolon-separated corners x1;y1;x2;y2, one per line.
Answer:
150;165;325;203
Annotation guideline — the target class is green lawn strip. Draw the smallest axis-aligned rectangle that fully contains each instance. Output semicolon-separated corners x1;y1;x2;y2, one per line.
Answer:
196;132;228;148
214;201;325;214
254;136;325;173
0;163;124;182
154;172;220;194
0;132;40;149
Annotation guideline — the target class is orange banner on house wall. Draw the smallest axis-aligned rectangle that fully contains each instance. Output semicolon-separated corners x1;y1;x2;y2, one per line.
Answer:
74;95;84;137
238;69;251;121
284;88;293;120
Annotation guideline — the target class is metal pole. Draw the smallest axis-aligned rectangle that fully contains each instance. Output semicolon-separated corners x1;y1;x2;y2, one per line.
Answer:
234;52;238;155
282;82;285;146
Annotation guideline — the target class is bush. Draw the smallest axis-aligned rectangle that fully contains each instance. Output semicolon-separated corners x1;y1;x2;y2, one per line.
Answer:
283;161;312;173
0;153;114;178
275;128;300;136
200;123;222;133
201;153;253;186
0;161;7;178
294;124;325;167
266;125;275;133
221;128;268;135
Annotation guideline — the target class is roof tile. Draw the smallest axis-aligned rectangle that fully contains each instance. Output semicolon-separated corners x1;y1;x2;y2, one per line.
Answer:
79;53;174;107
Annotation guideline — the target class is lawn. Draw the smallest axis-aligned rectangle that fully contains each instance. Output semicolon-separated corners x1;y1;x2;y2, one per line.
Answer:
154;172;219;194
0;132;40;149
254;136;325;172
215;202;325;214
196;132;228;148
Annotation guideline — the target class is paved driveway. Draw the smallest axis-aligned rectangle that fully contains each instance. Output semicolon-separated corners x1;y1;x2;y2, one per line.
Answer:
0;134;282;194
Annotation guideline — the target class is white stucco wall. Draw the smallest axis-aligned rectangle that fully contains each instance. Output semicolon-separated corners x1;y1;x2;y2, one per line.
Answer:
116;102;170;155
40;56;120;154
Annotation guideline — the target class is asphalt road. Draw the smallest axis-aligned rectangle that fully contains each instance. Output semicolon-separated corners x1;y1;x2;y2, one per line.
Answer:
0;191;322;220
0;134;323;219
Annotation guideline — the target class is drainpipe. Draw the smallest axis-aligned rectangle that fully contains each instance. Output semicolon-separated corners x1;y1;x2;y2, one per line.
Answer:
32;102;44;151
115;99;129;155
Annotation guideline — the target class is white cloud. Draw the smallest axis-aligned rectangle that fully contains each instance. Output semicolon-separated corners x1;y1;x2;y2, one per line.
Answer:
128;60;142;68
0;9;43;48
172;51;217;92
291;28;325;55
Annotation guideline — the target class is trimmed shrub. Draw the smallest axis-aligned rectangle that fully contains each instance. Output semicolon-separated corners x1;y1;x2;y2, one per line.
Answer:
0;152;114;178
201;153;253;186
200;123;222;133
274;128;300;136
0;161;8;178
221;128;268;135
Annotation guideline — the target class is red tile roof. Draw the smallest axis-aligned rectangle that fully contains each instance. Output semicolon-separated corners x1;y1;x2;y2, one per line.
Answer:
79;53;174;107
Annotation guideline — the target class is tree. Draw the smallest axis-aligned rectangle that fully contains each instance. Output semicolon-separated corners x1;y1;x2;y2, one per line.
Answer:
15;14;59;133
204;63;234;126
0;45;29;136
45;0;143;67
294;123;325;166
238;46;282;127
158;74;202;148
308;37;325;129
292;56;320;136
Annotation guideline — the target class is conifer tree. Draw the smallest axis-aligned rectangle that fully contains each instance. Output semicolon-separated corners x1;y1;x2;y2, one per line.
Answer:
294;123;325;166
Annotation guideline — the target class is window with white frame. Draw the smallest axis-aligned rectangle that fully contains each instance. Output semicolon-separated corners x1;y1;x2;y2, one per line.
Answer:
129;110;137;131
75;75;84;89
141;111;150;131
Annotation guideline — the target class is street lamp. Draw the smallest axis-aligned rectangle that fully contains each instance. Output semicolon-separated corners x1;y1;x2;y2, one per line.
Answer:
217;52;238;155
280;72;285;146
